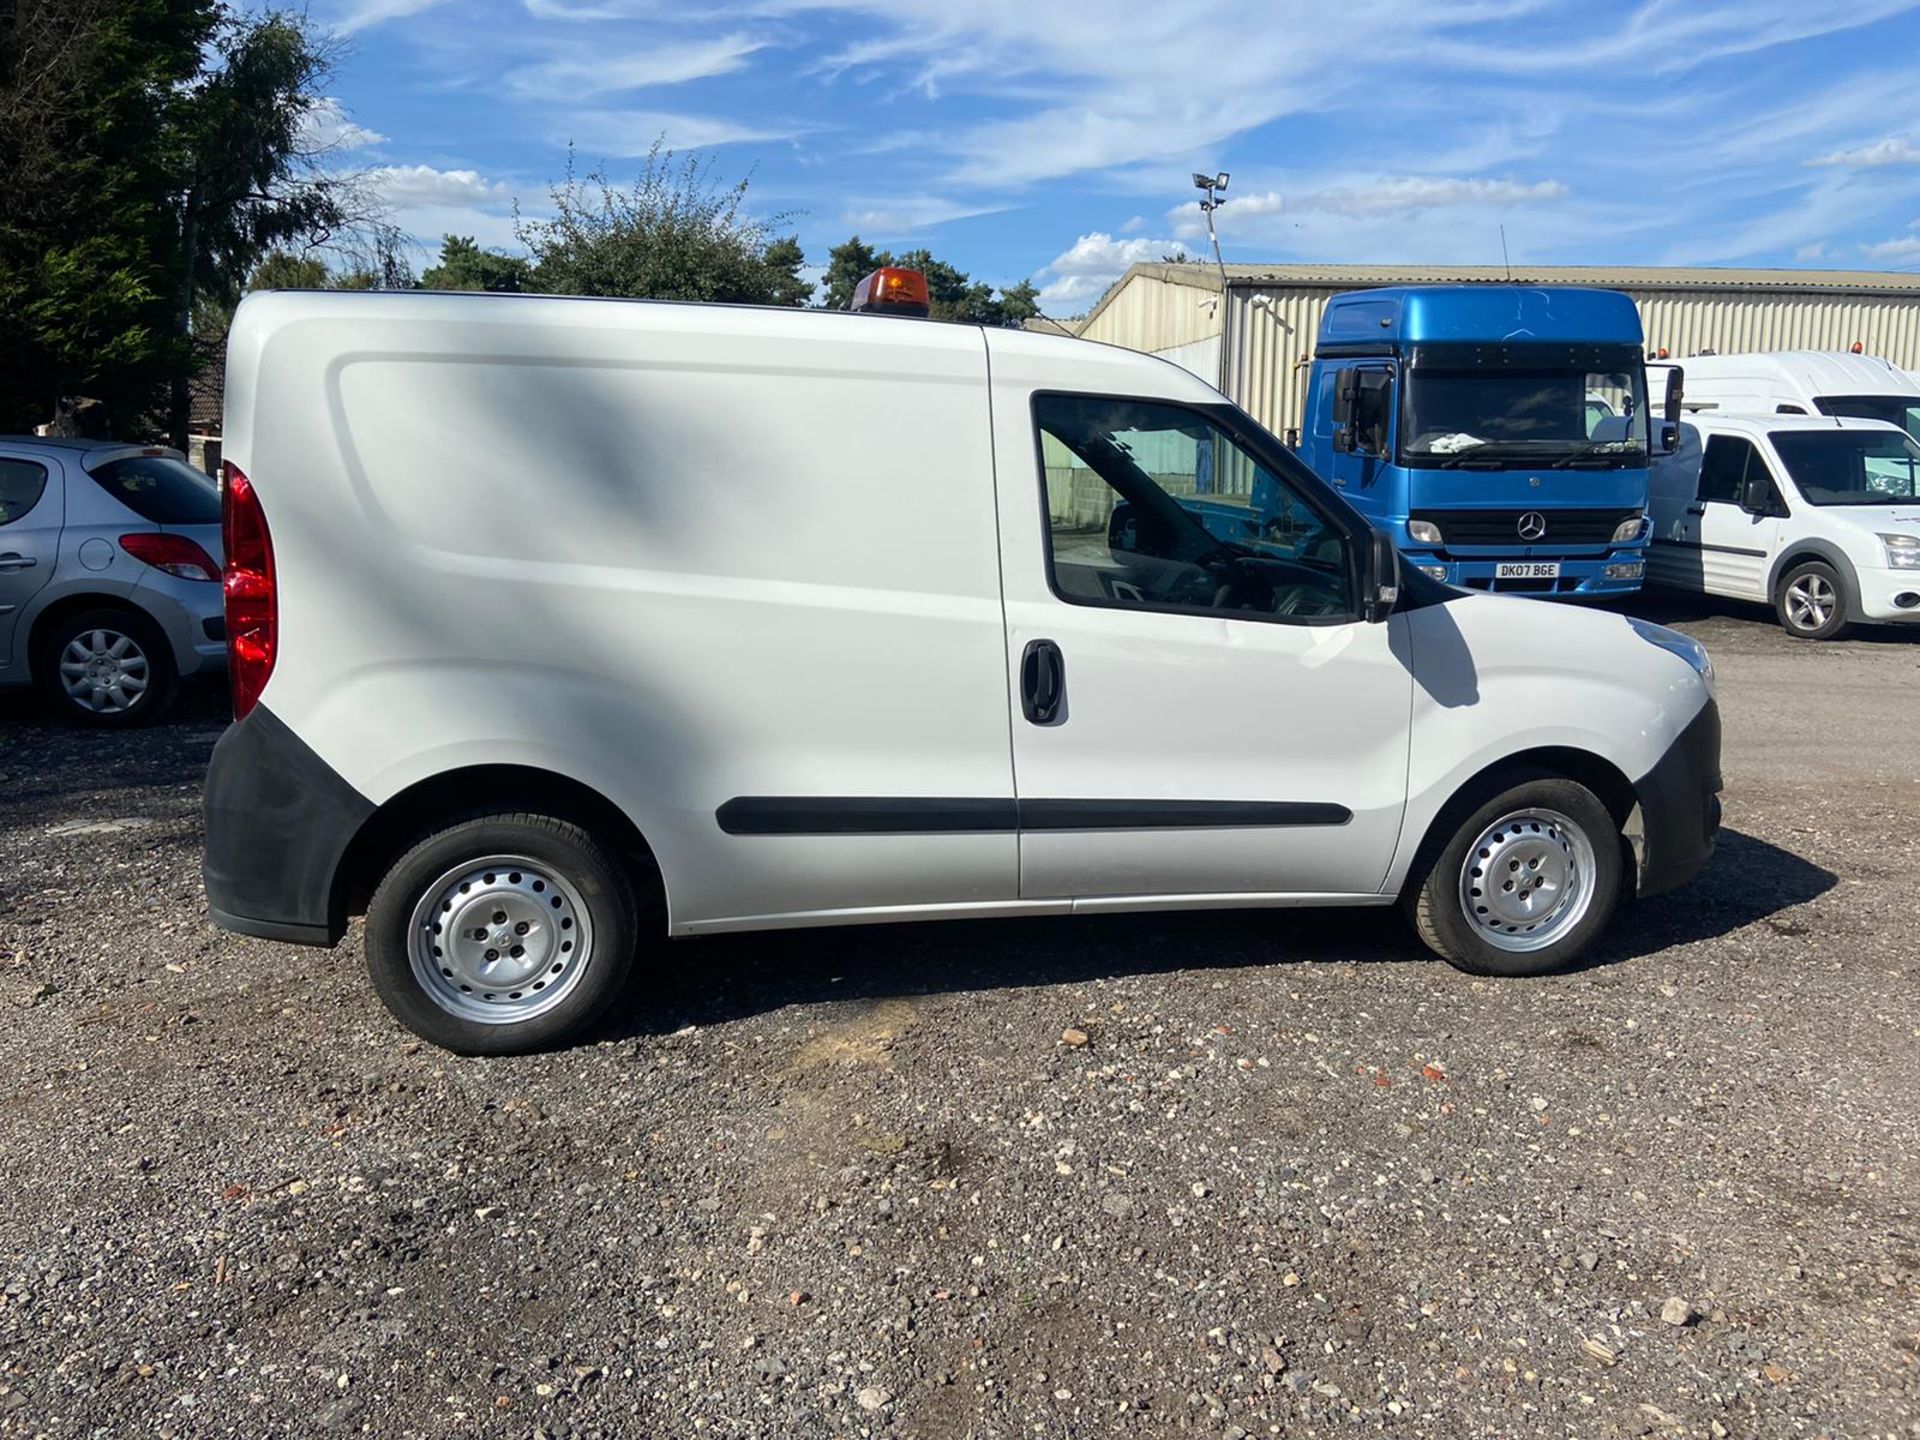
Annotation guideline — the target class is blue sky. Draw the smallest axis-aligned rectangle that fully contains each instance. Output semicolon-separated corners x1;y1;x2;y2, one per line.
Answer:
304;0;1920;314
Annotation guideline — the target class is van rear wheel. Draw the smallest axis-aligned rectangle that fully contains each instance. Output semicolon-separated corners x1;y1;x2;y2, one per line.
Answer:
1408;776;1622;978
365;812;637;1054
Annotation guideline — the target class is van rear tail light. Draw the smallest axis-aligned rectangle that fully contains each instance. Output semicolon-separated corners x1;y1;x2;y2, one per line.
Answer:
118;532;219;581
220;461;277;720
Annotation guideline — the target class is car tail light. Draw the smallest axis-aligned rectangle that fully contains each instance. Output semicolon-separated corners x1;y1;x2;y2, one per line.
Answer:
118;532;220;581
220;461;276;719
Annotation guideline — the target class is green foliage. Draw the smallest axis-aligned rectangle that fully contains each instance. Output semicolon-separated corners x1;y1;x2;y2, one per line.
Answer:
248;250;332;291
822;236;1039;327
420;235;533;293
0;1;341;438
516;143;808;306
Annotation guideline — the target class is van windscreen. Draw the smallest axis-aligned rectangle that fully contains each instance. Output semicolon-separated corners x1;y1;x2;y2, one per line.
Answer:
1811;395;1920;442
1771;428;1920;505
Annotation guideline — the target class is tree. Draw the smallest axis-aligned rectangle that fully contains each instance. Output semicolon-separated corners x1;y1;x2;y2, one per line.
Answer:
420;235;532;293
162;9;345;443
0;2;344;440
821;236;1037;326
248;249;331;290
516;142;807;306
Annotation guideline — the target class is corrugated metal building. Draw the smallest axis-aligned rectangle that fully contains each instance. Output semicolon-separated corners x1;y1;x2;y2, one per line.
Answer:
1072;262;1920;441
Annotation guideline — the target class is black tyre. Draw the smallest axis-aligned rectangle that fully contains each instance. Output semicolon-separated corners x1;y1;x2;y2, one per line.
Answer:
365;812;638;1055
1774;559;1854;641
34;606;179;726
1407;774;1623;978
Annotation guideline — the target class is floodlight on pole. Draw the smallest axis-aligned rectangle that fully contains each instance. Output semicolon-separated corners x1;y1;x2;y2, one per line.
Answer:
1191;169;1230;298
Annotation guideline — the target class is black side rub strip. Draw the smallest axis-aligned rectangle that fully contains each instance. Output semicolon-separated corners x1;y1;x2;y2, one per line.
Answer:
717;797;1352;835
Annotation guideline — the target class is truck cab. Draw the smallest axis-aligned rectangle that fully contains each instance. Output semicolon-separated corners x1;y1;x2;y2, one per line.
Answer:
1289;286;1673;598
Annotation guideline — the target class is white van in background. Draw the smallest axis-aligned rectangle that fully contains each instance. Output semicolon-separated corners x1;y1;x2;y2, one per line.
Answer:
1676;350;1920;440
1647;415;1920;639
202;286;1721;1054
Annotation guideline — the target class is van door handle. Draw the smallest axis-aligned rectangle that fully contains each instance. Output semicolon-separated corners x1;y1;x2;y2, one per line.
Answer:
1021;639;1064;725
1684;504;1706;516
0;553;38;571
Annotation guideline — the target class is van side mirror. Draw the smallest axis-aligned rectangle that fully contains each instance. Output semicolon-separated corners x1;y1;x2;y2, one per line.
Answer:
1738;470;1776;517
1363;529;1399;623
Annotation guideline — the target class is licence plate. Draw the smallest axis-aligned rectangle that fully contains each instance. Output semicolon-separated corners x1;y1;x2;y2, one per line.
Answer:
1496;562;1561;580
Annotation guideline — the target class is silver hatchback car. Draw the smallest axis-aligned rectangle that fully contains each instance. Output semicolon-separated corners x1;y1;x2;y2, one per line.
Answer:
0;436;225;725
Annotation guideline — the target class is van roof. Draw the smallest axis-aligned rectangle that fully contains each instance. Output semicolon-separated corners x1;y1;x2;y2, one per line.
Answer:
1678;349;1920;395
1680;413;1911;438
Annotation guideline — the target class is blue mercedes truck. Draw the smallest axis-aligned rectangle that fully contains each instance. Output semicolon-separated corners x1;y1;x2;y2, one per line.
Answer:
1278;285;1678;598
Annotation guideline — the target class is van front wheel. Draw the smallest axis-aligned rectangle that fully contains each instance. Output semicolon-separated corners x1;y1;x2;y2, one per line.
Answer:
1775;560;1854;641
365;812;637;1054
1409;777;1621;977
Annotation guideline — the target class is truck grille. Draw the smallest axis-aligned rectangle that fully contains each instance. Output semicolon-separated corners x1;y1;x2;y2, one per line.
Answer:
1411;508;1640;547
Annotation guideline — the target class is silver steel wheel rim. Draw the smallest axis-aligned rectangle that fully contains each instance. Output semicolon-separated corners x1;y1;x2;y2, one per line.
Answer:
405;855;594;1024
1784;574;1835;632
58;628;151;713
1458;808;1598;954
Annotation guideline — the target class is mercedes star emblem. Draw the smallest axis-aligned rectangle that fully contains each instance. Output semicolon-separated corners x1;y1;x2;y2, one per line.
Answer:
1517;511;1548;540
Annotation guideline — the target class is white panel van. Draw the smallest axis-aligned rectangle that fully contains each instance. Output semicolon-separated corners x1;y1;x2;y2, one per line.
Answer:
204;290;1720;1053
1647;415;1920;638
1676;350;1920;439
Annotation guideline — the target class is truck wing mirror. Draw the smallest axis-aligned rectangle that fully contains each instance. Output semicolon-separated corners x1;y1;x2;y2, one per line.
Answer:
1332;371;1359;454
1663;365;1684;424
1363;529;1400;623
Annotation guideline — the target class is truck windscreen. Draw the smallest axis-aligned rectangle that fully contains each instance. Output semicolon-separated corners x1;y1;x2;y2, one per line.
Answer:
1404;367;1648;467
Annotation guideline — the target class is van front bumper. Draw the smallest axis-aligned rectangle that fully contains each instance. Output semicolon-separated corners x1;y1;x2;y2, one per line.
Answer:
204;705;371;946
1854;565;1920;623
1629;698;1722;899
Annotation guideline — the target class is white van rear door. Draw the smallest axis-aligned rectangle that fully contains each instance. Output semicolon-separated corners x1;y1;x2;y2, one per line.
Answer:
987;368;1412;904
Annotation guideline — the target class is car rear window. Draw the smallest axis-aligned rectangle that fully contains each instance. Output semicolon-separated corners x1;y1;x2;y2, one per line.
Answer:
88;455;220;524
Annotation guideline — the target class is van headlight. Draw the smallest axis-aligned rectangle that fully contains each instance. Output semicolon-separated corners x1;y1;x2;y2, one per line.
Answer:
1628;618;1715;695
1880;533;1920;569
1611;513;1648;544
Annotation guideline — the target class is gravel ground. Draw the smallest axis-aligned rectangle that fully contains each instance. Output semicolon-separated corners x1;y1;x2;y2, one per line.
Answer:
2;596;1918;1440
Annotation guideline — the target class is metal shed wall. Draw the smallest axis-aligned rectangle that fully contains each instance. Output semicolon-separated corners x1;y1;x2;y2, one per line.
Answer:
1075;271;1224;356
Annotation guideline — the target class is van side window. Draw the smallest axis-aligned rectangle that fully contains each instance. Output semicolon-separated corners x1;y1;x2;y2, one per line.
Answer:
1033;395;1354;624
1696;436;1756;504
0;459;49;525
1776;404;1806;415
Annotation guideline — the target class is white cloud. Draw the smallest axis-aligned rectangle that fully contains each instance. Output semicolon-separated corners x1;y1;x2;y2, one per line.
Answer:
298;97;384;153
334;0;445;34
367;164;514;210
564;110;789;154
1810;136;1920;168
1308;176;1567;217
1035;231;1178;311
505;33;764;100
1119;215;1146;234
1168;188;1283;239
1796;240;1833;261
1861;224;1920;261
840;195;1012;235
